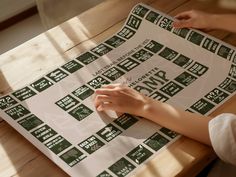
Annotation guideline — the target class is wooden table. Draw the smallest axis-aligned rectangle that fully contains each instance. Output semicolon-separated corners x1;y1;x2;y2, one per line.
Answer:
0;0;236;176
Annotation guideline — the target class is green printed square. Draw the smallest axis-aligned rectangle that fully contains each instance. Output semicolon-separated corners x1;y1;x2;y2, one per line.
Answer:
69;104;93;121
159;127;178;139
205;88;229;104
88;76;110;89
12;87;36;101
186;109;194;113
190;98;215;115
159;47;178;61
144;132;169;151
45;135;72;154
55;95;79;111
61;60;83;73
108;157;136;177
76;52;98;65
132;49;153;62
117;27;136;39
18;114;43;131
149;91;169;102
217;45;234;60
160;81;183;97
60;147;86;167
159;17;173;31
126;15;142;30
219;77;236;93
114;114;138;130
72;85;94;100
173;54;193;68
174;71;197;86
102;67;125;81
30;77;53;92
78;135;104;154
132;5;149;17
145;11;162;24
188;62;208;76
187;31;204;45
117;58;140;72
5;104;30;120
233;54;236;64
229;64;236;79
96;171;113;177
0;95;17;110
31;124;57;142
202;38;219;53
46;68;68;82
173;28;190;38
144;40;163;53
91;44;113;56
97;123;122;142
127;145;153;165
105;35;125;48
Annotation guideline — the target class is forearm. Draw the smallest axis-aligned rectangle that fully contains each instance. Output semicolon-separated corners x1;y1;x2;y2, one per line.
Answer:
210;14;236;33
140;98;213;145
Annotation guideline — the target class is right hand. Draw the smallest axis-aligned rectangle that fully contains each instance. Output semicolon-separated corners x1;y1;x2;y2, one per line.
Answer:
172;10;213;31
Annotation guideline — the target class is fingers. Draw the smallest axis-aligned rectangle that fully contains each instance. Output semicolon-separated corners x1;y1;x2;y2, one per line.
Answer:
174;11;193;19
94;95;112;108
173;19;193;28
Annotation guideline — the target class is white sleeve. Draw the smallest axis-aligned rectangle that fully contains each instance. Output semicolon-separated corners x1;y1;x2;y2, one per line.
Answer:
209;113;236;166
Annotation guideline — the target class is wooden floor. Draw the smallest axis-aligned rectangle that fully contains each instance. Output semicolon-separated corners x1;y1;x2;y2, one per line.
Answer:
0;0;236;177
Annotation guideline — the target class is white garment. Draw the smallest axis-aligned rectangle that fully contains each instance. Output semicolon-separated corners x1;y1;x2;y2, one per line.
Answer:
207;113;236;177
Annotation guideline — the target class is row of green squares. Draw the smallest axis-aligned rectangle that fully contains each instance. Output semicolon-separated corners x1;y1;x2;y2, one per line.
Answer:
144;40;163;53
173;54;193;68
87;76;110;89
102;67;125;81
190;98;215;115
72;85;94;100
69;104;93;121
229;64;236;79
31;124;57;142
113;114;138;130
174;71;197;86
145;10;162;25
159;17;173;31
97;123;122;142
173;28;190;39
126;144;153;165
132;4;149;18
78;135;104;154
76;52;98;65
160;81;183;97
219;77;236;93
55;95;79;111
60;147;86;167
46;68;68;83
149;91;169;102
188;62;208;76
204;88;229;104
12;86;36;101
0;95;17;110
144;132;169;151
91;44;113;57
117;58;140;72
45;135;72;154
187;31;205;46
159;127;178;139
18;114;44;131
31;77;53;92
117;27;136;39
217;45;234;60
5;104;30;120
105;35;126;48
108;157;136;177
131;49;153;62
126;15;142;30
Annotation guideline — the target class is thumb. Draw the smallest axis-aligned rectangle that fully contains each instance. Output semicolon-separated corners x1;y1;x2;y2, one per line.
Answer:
173;19;193;28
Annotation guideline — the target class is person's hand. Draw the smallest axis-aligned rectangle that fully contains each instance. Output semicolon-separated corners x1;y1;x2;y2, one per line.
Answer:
94;84;150;116
173;10;213;31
